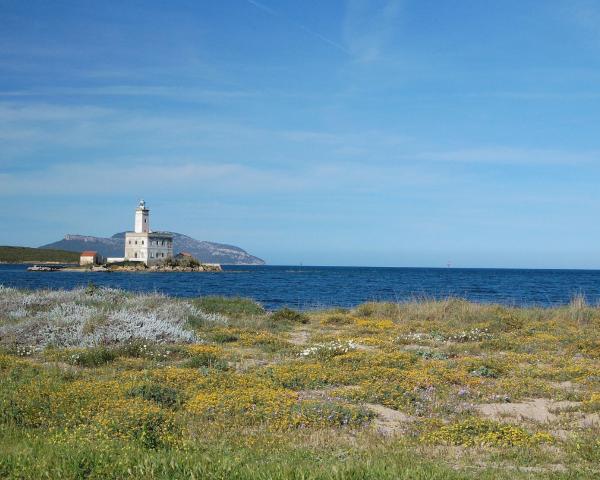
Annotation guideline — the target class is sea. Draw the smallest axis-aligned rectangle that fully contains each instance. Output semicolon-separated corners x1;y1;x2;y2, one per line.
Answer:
2;264;600;310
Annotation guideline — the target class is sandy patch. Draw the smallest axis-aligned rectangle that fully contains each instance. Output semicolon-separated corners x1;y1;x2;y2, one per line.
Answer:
289;329;309;345
354;343;376;351
476;399;578;423
476;398;580;423
365;403;414;436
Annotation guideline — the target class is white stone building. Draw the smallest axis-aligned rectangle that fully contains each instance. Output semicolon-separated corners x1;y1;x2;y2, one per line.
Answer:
124;200;173;265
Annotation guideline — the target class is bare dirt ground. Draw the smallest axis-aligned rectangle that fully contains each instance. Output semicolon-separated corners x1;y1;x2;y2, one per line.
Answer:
365;403;415;436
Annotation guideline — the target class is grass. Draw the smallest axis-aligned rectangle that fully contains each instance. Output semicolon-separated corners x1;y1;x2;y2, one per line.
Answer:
0;427;526;480
193;296;265;319
0;287;599;478
0;245;79;264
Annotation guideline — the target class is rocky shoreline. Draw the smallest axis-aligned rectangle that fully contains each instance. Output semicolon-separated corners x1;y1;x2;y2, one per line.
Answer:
42;263;223;273
115;263;222;272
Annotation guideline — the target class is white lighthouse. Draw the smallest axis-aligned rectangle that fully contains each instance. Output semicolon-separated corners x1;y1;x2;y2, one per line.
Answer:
134;200;150;233
124;200;173;265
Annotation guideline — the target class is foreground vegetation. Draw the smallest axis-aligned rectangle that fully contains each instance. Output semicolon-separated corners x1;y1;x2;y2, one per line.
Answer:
0;286;599;478
0;245;79;264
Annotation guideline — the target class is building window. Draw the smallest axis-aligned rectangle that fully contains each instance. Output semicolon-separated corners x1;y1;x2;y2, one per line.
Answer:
128;240;131;245
135;240;137;245
134;252;138;258
142;240;144;245
150;253;154;258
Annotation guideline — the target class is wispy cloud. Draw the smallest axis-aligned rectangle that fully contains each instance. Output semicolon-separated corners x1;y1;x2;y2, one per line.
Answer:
0;156;449;197
562;0;600;34
244;0;350;54
246;0;277;16
0;102;112;121
416;147;598;166
342;0;403;62
0;86;256;101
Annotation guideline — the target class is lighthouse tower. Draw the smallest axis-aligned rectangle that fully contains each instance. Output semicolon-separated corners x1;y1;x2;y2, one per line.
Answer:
124;200;173;265
134;200;149;233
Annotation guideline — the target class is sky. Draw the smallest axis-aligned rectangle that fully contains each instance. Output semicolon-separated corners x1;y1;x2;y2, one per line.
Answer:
1;0;600;268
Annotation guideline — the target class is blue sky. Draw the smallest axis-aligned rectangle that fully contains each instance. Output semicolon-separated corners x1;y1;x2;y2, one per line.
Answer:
1;0;600;268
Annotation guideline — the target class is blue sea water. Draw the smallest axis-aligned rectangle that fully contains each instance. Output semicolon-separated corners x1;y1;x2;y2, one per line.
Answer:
1;264;600;310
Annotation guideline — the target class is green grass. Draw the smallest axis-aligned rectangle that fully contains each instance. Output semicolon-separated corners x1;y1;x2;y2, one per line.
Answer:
193;296;266;318
2;288;600;479
0;245;80;264
3;426;588;480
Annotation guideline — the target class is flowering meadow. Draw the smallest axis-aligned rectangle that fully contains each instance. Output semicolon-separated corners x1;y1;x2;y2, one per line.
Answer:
0;286;599;478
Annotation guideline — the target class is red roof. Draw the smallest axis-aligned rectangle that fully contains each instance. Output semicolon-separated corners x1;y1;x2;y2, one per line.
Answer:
80;251;98;257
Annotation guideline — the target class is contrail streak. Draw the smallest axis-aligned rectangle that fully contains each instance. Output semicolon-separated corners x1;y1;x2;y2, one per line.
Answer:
245;0;350;55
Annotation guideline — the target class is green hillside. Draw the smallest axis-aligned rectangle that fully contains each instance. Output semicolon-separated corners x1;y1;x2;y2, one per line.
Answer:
0;246;80;263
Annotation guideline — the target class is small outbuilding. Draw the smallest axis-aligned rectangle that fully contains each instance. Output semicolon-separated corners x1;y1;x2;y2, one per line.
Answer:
175;252;194;259
80;251;100;266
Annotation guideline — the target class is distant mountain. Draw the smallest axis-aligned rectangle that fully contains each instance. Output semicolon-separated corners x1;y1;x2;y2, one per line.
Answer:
40;233;265;265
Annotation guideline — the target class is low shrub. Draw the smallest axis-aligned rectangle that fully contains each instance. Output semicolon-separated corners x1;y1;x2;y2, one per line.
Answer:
193;296;265;319
291;400;374;428
158;256;200;268
185;355;228;370
470;365;499;378
270;308;309;324
184;345;228;370
322;314;353;325
211;331;239;343
416;349;449;360
68;347;116;367
94;398;180;449
127;384;181;409
354;302;400;319
423;418;554;447
299;340;357;359
85;282;100;295
115;340;182;361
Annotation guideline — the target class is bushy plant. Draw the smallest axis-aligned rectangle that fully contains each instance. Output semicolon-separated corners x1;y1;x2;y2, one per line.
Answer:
470;365;498;378
184;345;228;370
127;384;181;409
322;314;353;325
354;302;401;319
423;418;554;447
270;308;309;324
68;347;116;367
115;340;182;361
177;256;201;268
85;282;99;295
0;288;197;348
299;340;357;359
210;331;239;343
193;296;265;319
291;400;374;428
416;349;449;360
95;398;180;449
